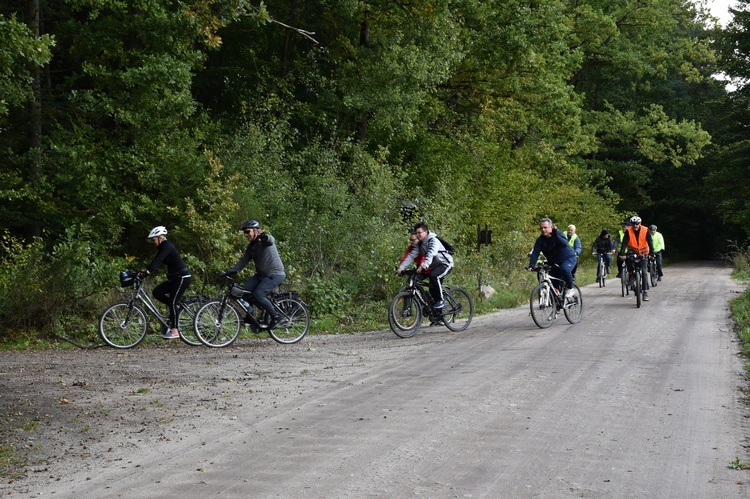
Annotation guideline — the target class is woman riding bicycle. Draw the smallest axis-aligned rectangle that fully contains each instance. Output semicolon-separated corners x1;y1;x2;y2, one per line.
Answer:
591;229;615;277
140;226;192;339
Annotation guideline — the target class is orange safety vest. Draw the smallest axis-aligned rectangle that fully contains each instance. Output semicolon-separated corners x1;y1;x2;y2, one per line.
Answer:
626;226;649;255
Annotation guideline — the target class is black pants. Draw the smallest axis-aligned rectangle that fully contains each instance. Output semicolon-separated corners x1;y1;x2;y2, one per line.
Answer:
426;263;452;304
153;275;192;328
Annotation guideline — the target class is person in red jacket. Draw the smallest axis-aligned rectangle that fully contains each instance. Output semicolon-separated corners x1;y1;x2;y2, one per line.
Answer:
399;233;428;272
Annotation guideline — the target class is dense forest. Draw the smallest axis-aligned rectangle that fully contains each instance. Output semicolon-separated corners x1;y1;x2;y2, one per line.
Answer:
1;0;749;338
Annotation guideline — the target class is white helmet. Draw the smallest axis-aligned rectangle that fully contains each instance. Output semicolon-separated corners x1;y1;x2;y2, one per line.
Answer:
148;226;168;239
629;216;642;224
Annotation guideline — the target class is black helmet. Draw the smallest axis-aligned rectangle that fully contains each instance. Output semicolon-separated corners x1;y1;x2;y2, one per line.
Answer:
600;229;609;238
240;220;260;230
621;220;631;227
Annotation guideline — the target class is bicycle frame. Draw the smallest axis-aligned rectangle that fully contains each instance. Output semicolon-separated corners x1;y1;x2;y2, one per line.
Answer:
402;271;442;319
536;266;566;308
128;278;171;329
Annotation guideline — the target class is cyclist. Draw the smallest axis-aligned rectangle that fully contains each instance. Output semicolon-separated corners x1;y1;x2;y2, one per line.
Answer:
649;225;665;281
566;224;582;279
399;233;428;273
591;229;614;278
527;218;578;300
224;220;285;329
613;220;630;279
140;226;192;339
397;222;453;308
619;216;654;301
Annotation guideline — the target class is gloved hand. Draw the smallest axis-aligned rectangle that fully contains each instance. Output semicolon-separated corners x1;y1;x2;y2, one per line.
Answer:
136;270;149;279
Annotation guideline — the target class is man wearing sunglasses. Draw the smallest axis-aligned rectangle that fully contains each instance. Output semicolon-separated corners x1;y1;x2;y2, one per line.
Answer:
619;215;654;301
224;219;286;329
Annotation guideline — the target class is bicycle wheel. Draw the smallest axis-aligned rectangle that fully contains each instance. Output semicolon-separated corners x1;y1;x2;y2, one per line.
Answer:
177;298;203;347
389;292;422;338
194;299;241;347
621;267;629;296
441;287;473;332
529;283;556;329
99;302;148;349
649;261;658;287
268;297;310;344
563;284;583;324
635;272;642;308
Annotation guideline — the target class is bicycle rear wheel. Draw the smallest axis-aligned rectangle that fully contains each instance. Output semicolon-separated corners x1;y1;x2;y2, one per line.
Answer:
563;284;583;324
529;283;556;329
194;299;241;347
389;292;422;338
268;297;310;344
177;297;203;347
99;302;148;349
621;267;629;296
441;287;473;332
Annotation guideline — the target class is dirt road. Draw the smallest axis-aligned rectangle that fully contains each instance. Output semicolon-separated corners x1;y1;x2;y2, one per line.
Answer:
2;261;748;497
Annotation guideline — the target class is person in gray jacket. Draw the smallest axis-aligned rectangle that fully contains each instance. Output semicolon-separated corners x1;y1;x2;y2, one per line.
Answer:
224;220;286;329
397;222;454;308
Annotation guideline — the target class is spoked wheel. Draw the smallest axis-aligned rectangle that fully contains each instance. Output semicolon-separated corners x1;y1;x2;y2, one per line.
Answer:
99;302;149;349
621;268;629;297
194;299;241;347
529;283;556;329
268;297;310;344
635;273;642;308
649;261;658;287
177;298;204;347
563;284;583;324
441;287;473;332
389;292;422;338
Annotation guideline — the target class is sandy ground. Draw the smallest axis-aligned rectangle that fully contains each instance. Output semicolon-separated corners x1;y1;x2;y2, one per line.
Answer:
1;261;749;498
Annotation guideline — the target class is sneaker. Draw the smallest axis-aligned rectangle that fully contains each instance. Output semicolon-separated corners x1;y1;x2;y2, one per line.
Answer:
433;300;445;309
615;273;621;278
643;292;649;301
267;315;283;329
657;276;662;281
565;289;576;300
162;329;180;339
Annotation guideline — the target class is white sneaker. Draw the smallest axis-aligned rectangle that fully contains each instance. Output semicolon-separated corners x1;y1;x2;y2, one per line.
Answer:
565;289;576;300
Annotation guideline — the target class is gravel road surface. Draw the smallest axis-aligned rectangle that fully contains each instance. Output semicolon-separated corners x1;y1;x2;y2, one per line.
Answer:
1;260;748;498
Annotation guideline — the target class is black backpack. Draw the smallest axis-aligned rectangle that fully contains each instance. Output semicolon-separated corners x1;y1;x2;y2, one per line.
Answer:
436;236;455;255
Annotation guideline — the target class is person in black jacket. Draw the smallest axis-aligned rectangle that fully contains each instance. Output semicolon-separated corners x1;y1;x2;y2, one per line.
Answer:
590;229;615;277
140;226;192;339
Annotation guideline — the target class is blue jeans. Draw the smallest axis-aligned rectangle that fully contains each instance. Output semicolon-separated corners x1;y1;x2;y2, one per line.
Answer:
596;253;611;276
243;274;286;317
552;257;577;291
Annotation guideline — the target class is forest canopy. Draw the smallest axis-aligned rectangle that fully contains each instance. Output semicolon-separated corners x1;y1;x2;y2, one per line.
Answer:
0;0;746;336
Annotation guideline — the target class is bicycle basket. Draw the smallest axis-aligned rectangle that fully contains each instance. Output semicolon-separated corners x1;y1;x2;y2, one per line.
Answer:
230;284;245;298
119;270;135;287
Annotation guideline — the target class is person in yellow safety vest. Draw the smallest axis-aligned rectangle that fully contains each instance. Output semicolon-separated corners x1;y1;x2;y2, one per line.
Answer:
649;225;665;281
613;220;630;279
566;225;582;279
619;216;655;301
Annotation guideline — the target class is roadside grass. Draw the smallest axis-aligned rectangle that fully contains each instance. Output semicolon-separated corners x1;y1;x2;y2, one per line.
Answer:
729;242;750;362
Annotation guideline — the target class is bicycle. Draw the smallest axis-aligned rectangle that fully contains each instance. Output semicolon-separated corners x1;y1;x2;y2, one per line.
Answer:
388;269;473;338
528;264;583;328
620;256;630;297
648;255;658;287
624;253;646;308
99;270;206;349
193;275;310;347
593;252;607;288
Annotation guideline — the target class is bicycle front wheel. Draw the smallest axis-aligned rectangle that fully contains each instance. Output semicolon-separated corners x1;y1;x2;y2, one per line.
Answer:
389;292;422;338
635;272;642;308
529;283;556;329
194;299;241;347
177;297;203;347
441;287;473;332
621;268;629;296
99;302;148;349
268;297;310;344
649;262;658;287
563;284;583;324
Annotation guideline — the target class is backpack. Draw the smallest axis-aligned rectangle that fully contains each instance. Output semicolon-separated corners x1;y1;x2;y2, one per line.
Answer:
436;236;455;255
